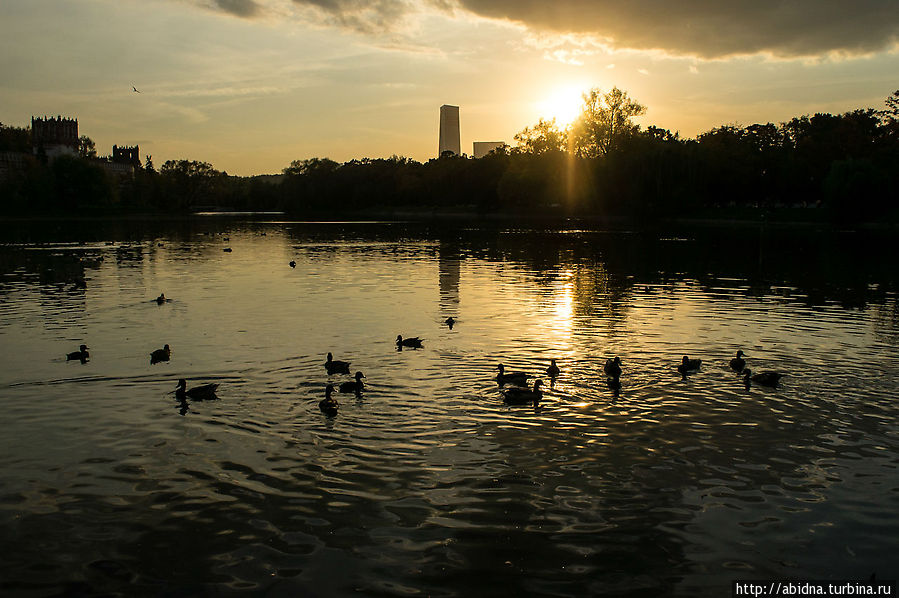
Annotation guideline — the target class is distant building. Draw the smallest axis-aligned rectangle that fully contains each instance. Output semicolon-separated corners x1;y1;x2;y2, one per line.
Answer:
473;141;506;159
112;144;141;168
439;105;461;157
32;115;78;160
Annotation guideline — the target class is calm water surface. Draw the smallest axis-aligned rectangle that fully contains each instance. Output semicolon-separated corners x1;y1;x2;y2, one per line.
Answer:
1;220;897;597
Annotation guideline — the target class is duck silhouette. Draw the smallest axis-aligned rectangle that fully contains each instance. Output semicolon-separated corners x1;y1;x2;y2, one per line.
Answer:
155;293;167;305
150;344;171;364
546;359;561;378
175;378;219;401
66;344;90;362
319;384;339;417
325;352;351;375
677;355;702;376
730;350;746;372
339;371;365;393
289;261;296;268
604;357;622;378
444;317;455;329
496;363;528;386
742;369;783;388
503;380;543;406
396;335;423;349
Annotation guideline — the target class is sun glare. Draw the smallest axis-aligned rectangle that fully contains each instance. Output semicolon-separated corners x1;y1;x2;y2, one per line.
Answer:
537;86;585;127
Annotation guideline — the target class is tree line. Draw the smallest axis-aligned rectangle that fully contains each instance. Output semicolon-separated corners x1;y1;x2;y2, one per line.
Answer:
1;88;897;223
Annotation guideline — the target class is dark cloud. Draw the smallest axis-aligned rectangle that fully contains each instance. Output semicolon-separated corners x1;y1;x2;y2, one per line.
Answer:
291;0;418;34
212;0;262;18
453;0;899;58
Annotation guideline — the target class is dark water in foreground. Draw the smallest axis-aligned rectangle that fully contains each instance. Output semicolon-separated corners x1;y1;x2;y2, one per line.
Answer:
1;219;897;597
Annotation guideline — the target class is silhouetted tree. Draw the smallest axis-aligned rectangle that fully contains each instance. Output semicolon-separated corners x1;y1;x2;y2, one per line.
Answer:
571;87;646;158
513;118;567;155
0;123;30;152
76;135;96;159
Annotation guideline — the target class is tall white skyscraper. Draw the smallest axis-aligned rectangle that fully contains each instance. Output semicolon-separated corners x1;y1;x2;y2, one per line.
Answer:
439;105;461;157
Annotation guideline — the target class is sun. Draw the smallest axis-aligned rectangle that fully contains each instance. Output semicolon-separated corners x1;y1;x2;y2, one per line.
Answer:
536;86;585;127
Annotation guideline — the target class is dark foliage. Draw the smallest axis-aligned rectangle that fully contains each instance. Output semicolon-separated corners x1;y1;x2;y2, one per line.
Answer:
2;90;898;223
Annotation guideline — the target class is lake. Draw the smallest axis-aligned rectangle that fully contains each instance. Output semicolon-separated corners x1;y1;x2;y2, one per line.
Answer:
1;218;897;597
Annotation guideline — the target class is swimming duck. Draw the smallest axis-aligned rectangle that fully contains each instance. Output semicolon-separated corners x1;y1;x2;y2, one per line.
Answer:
223;248;232;253
319;384;339;417
66;344;90;362
742;369;783;388
150;344;171;364
604;357;622;378
677;356;702;375
496;363;529;386
546;359;561;378
503;380;543;406
396;335;423;349
339;371;365;393
289;261;296;268
325;352;351;375
445;317;455;329
175;378;219;401
729;350;746;372
155;293;166;305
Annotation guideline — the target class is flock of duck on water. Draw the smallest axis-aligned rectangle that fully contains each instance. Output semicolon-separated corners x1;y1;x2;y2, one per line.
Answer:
65;295;783;417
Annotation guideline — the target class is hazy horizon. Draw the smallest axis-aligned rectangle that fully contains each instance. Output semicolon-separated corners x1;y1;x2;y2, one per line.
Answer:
1;0;897;175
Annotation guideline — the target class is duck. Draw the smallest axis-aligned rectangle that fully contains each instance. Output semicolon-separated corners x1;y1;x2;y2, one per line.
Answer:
175;378;219;401
289;260;296;268
150;344;171;364
319;384;339;416
503;380;544;406
339;371;365;393
155;293;167;305
496;363;529;386
66;344;90;362
742;369;783;388
223;248;232;253
445;317;455;330
325;352;351;375
396;335;423;349
604;356;622;378
677;355;702;375
729;350;746;372
546;359;561;378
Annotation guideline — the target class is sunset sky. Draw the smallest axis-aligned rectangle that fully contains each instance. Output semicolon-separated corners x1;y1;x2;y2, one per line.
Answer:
1;0;897;175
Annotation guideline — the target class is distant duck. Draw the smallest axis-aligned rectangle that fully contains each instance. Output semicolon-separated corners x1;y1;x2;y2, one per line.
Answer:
445;317;455;329
289;260;296;268
729;350;746;372
223;248;232;253
66;344;90;362
325;352;351;375
677;355;702;376
546;359;561;378
496;363;528;386
150;344;171;364
503;380;544;406
742;369;783;388
319;384;339;417
155;293;167;305
604;356;622;378
396;335;423;349
339;371;366;393
175;378;219;401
